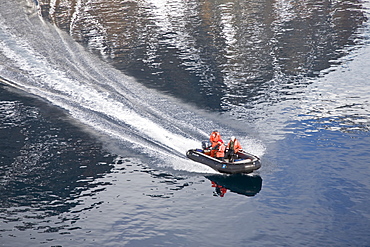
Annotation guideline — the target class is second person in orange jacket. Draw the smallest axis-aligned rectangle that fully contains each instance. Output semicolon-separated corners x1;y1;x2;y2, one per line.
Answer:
227;136;242;161
215;141;226;161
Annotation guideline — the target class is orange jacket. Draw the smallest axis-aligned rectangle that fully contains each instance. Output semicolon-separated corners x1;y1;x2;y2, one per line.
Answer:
227;139;242;153
210;131;222;147
216;143;226;158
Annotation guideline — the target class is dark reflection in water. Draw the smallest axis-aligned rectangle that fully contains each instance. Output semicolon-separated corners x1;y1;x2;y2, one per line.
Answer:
206;174;262;197
0;85;114;232
38;0;367;110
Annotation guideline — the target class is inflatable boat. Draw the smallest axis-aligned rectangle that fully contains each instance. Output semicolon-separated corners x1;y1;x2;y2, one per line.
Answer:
186;141;261;174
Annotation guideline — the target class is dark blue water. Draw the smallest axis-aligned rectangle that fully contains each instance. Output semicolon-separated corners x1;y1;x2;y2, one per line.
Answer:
1;0;370;246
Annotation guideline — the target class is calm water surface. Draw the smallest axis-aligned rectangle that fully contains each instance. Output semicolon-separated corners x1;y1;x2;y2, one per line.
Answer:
1;0;370;246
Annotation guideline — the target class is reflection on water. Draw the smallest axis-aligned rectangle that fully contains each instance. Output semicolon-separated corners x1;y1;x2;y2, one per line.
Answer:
37;0;370;143
0;85;114;233
206;174;262;197
39;0;367;111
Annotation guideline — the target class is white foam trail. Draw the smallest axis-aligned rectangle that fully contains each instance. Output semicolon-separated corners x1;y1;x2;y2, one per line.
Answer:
0;32;199;154
0;1;264;173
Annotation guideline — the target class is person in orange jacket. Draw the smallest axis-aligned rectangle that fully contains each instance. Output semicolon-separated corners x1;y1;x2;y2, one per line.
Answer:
214;141;226;161
209;131;222;157
210;131;221;147
226;136;242;162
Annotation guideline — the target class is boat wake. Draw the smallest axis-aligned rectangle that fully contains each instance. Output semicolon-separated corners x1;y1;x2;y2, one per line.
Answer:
0;0;265;173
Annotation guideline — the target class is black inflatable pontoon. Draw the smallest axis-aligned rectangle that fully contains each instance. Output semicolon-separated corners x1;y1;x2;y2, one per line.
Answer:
186;141;261;174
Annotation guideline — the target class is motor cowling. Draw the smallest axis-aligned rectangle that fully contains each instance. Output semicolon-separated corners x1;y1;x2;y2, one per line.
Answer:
202;140;211;150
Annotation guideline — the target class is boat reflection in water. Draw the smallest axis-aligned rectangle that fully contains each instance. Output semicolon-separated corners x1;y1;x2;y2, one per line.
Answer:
206;174;262;197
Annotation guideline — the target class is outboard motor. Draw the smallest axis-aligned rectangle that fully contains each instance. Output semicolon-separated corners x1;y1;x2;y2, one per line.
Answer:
202;140;211;150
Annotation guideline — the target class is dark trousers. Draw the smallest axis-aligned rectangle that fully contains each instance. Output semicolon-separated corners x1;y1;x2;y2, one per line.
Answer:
226;150;237;161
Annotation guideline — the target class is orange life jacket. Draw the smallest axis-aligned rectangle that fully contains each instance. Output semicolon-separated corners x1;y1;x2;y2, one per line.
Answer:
210;131;222;147
216;143;226;158
227;139;242;153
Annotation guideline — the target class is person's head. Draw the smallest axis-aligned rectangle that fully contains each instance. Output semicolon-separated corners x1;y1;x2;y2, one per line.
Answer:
231;136;236;141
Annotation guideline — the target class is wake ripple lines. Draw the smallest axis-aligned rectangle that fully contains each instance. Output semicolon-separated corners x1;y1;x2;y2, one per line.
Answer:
0;0;221;172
